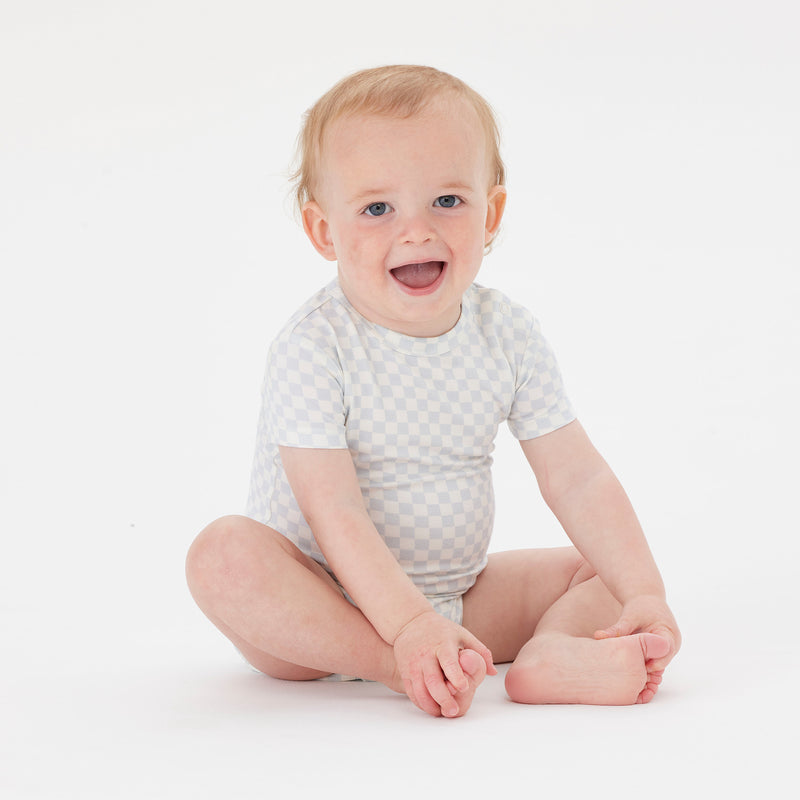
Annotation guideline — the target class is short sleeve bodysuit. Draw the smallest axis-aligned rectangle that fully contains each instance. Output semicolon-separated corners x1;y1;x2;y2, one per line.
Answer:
246;279;575;603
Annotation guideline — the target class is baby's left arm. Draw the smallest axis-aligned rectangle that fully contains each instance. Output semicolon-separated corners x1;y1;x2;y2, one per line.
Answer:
520;420;681;669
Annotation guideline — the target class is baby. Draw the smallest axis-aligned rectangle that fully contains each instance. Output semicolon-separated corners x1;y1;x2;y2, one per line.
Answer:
186;65;681;718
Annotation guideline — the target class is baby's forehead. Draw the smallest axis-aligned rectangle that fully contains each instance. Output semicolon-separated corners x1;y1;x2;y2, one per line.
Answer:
329;94;481;136
320;99;489;165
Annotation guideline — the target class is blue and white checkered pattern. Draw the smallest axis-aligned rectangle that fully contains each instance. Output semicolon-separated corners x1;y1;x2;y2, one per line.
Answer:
247;279;575;601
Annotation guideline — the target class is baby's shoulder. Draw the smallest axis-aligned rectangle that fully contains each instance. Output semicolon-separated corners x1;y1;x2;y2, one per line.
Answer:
468;283;538;335
272;281;349;347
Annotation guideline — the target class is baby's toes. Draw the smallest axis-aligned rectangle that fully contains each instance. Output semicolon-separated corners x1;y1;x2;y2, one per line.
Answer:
444;650;487;718
459;649;487;686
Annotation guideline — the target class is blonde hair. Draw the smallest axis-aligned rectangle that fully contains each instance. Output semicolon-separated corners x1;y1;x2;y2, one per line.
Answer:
291;65;505;214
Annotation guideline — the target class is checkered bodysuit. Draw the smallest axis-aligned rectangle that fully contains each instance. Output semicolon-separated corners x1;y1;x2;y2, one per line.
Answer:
246;279;575;605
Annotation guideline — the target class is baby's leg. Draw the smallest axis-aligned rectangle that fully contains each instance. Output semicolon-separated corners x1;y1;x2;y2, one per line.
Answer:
185;515;401;691
505;576;668;705
462;549;668;705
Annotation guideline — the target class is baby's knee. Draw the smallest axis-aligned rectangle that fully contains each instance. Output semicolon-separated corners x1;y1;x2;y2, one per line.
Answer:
185;515;262;598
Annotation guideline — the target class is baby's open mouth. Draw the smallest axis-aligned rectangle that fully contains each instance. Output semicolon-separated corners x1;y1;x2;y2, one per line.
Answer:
390;261;444;289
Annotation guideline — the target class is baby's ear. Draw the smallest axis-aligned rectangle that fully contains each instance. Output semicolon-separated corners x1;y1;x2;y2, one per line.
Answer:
484;185;507;244
302;201;337;261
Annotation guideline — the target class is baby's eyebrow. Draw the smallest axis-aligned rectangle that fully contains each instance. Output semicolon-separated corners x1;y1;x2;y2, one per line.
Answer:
437;182;475;194
347;182;477;205
347;188;391;205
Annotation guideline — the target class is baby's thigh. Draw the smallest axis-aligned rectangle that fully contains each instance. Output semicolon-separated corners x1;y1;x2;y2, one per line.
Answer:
461;547;584;663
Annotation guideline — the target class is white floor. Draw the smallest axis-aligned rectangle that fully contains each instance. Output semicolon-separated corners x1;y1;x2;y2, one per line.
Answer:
3;572;797;798
2;2;799;797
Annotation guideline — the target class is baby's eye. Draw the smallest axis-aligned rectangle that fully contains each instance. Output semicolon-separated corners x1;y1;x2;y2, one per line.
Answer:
434;195;462;208
364;202;391;217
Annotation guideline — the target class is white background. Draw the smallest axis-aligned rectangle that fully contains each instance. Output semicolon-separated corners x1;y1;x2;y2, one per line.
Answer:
2;1;798;797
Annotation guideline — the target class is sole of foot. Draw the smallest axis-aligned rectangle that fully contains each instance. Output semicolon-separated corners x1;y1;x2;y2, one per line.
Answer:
505;632;670;706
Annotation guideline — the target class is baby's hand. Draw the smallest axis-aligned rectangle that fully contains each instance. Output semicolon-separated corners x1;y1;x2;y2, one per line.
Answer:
594;594;681;672
392;610;496;718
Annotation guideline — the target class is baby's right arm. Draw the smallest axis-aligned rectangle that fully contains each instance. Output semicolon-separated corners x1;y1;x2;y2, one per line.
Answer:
279;446;494;716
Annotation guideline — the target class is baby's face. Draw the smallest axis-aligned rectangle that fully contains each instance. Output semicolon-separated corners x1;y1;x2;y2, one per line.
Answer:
302;98;506;337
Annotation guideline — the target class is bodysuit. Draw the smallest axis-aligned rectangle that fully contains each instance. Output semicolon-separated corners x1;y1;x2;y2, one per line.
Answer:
246;278;575;618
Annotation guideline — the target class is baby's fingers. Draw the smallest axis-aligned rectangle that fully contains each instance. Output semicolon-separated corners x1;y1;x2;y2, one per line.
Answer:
438;648;469;694
404;675;441;718
423;663;460;717
404;656;458;717
594;614;639;640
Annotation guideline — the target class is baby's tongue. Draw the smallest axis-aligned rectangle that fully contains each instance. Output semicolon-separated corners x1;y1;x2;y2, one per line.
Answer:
391;261;442;289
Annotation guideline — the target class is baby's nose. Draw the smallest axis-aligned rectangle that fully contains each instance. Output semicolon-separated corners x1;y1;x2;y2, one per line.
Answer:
399;211;436;245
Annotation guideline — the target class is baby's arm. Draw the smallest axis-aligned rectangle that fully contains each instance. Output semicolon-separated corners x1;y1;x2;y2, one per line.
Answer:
279;446;496;716
521;420;681;668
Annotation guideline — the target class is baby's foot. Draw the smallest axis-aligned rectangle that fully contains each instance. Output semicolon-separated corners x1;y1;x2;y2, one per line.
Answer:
505;633;670;706
445;648;488;718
